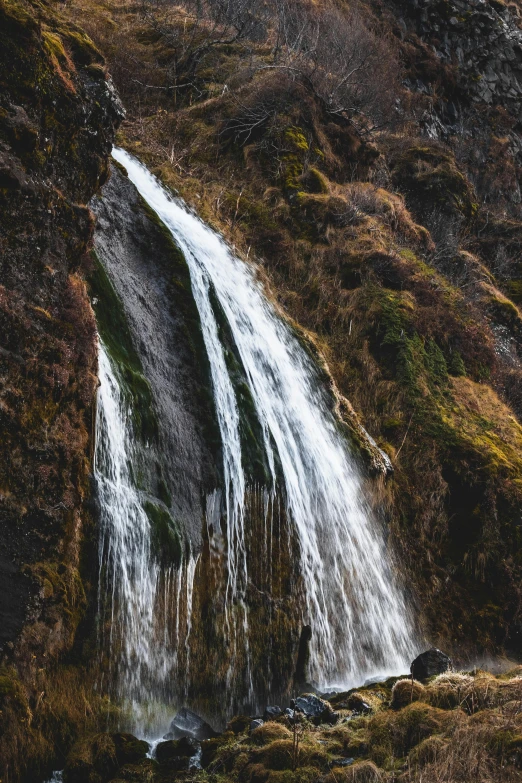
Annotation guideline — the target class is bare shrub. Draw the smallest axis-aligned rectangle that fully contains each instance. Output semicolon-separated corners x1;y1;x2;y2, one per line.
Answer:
272;1;400;130
139;0;401;130
139;0;268;91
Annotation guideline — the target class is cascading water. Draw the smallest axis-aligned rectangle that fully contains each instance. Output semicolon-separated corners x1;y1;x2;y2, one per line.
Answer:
95;341;198;734
110;147;417;691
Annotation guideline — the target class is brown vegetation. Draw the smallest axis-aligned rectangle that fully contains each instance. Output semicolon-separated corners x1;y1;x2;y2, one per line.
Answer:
61;0;522;662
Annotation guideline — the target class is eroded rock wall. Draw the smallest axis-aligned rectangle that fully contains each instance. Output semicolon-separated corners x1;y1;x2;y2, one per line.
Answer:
0;0;121;777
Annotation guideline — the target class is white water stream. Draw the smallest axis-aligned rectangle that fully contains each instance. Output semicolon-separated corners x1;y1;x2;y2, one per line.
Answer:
106;147;416;690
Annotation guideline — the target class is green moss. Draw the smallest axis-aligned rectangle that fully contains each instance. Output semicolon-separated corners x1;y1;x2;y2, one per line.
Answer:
144;501;182;567
487;293;520;328
284;126;309;152
305;167;329;194
62;28;104;66
447;349;466;376
89;251;158;443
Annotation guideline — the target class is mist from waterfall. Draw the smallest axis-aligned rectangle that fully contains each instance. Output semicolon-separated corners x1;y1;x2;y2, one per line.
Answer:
108;147;417;691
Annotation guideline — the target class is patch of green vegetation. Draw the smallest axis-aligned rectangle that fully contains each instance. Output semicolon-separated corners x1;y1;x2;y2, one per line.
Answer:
89;251;158;443
144;501;183;567
367;285;450;399
447;348;466;376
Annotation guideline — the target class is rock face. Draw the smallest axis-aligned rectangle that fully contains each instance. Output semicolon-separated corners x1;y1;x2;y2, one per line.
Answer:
401;0;522;116
0;0;121;778
156;737;198;770
411;648;452;681
90;164;221;548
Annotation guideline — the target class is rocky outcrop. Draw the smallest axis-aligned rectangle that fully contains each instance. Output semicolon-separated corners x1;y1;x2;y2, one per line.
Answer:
90;164;221;548
0;0;121;778
400;0;522;113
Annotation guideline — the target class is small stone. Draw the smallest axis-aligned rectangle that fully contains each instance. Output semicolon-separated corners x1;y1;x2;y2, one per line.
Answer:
295;694;339;725
250;719;264;731
331;757;355;768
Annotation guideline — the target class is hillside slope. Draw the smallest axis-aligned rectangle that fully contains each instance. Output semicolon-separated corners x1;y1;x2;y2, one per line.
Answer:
63;0;522;656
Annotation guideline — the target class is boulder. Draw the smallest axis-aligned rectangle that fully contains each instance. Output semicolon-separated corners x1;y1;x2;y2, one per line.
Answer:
331;757;355;768
345;693;372;714
155;737;198;771
168;707;218;741
263;705;283;721
411;648;452;681
250;719;264;731
295;694;339;725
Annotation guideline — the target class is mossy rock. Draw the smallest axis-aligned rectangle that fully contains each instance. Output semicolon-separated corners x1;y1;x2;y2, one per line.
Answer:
390;678;426;709
156;737;197;770
391;145;477;221
227;714;252;734
255;739;298;771
300;167;329;194
143;501;182;568
250;722;293;746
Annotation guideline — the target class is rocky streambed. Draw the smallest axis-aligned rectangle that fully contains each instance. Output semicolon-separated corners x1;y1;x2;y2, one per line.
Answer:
58;649;522;783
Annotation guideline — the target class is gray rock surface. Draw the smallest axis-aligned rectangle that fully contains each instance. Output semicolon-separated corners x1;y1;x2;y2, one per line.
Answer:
91;166;221;548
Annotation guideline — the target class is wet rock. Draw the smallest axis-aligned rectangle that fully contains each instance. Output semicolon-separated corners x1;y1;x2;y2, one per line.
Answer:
250;719;264;731
227;714;251;734
295;694;339;725
263;705;283;721
331;757;355;768
411;648;452;681
169;707;218;741
345;693;372;714
156;736;198;771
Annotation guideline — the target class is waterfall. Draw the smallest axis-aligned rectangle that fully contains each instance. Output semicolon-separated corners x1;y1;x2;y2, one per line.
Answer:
95;341;197;734
109;147;416;690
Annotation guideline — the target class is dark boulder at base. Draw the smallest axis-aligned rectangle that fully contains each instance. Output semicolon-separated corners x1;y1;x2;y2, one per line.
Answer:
169;707;219;741
295;694;339;725
263;705;283;721
411;648;452;681
156;737;198;771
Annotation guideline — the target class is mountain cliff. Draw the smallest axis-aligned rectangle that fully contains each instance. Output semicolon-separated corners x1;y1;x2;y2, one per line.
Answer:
2;0;522;780
0;0;121;777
